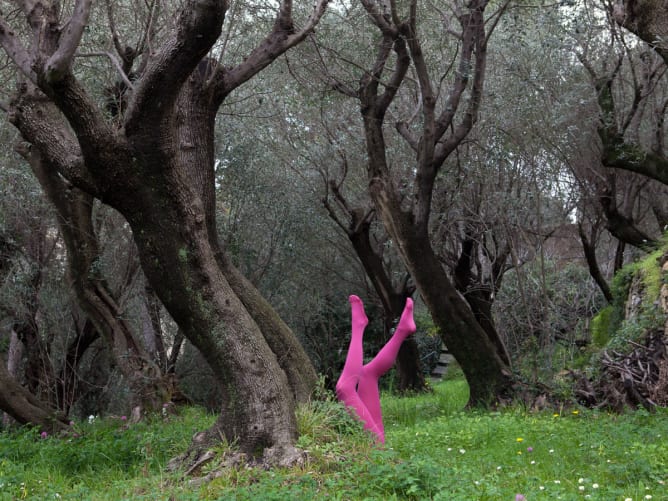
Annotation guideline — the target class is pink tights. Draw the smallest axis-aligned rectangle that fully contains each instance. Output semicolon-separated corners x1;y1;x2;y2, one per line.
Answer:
335;295;416;443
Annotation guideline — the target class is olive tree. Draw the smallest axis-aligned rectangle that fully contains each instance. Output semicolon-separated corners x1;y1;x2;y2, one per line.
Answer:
0;0;325;463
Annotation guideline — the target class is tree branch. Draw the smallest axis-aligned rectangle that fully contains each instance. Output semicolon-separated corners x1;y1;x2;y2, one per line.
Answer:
0;15;37;82
125;0;226;134
578;222;613;303
434;7;487;165
376;36;411;113
77;52;135;89
44;0;92;83
9;88;98;196
611;0;668;65
359;0;395;34
214;0;329;98
105;0;126;64
586;51;668;185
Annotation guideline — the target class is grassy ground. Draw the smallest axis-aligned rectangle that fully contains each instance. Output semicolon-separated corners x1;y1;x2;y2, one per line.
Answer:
0;379;666;500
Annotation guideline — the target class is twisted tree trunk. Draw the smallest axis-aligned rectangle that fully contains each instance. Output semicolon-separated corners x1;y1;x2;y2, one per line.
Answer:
2;0;327;462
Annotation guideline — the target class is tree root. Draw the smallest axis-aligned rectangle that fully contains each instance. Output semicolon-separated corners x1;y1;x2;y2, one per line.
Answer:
166;431;307;487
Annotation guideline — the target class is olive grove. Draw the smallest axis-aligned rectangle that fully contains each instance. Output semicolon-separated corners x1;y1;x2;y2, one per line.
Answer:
1;0;668;470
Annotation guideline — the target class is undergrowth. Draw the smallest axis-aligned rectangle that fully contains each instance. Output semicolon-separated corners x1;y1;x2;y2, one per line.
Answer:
0;380;666;500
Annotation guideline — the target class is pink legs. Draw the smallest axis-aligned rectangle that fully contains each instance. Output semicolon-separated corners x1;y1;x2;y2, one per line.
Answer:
335;295;416;443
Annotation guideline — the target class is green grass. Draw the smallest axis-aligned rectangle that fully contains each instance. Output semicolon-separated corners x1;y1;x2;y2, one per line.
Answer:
1;380;667;500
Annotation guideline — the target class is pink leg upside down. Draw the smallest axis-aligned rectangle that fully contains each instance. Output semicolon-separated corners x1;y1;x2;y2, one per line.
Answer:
335;295;415;443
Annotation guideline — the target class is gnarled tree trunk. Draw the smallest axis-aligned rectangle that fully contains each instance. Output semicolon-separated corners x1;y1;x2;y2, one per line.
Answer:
370;181;512;404
2;0;327;461
346;0;514;405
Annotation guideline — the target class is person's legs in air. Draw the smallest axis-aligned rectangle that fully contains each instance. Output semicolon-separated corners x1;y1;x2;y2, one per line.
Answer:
335;295;383;438
357;298;415;443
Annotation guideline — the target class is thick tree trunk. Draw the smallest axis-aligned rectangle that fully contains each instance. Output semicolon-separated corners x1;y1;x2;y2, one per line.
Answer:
394;335;425;392
13;319;51;400
176;74;317;404
143;285;168;371
453;237;512;367
8;260;53;401
370;179;512;405
463;292;511;367
612;0;668;67
219;256;318;403
3;0;328;463
126;183;298;455
2;330;24;427
11;71;303;462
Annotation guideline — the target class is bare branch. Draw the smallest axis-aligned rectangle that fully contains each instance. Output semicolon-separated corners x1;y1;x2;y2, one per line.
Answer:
45;0;93;83
434;6;480;138
484;0;511;45
359;0;395;34
434;2;488;164
0;15;37;82
9;88;98;196
105;0;125;62
214;0;329;97
376;36;410;112
77;52;135;89
309;37;358;97
396;121;418;151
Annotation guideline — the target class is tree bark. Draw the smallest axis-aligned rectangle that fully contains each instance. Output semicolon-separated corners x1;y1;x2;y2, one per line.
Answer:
612;0;668;67
175;64;317;404
453;236;512;367
127;187;299;454
370;179;512;405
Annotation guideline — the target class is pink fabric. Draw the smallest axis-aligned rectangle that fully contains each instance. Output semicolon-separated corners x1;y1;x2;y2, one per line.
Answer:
336;295;415;443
